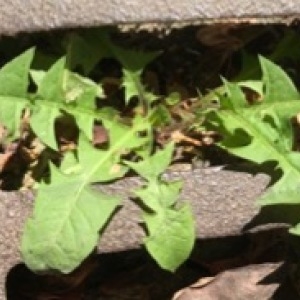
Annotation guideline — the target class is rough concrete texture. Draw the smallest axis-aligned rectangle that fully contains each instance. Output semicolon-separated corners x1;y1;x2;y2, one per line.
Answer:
1;0;300;36
0;166;283;298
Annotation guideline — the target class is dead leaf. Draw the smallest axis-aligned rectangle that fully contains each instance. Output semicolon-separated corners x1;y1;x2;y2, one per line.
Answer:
171;130;202;146
172;263;282;300
0;142;19;171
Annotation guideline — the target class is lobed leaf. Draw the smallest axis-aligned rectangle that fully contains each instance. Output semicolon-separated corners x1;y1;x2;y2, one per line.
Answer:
30;104;61;150
259;56;299;103
104;37;159;107
22;166;120;273
66;31;111;75
0;48;34;137
38;57;66;103
125;142;174;181
30;58;105;147
144;204;195;272
22;116;152;272
134;180;183;212
128;143;195;271
0;48;34;97
209;57;300;207
64;71;103;103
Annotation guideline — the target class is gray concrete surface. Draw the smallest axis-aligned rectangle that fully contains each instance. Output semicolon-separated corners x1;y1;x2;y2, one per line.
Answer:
1;0;300;36
1;165;287;299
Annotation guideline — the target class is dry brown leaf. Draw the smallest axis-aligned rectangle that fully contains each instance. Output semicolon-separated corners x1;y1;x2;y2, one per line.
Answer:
172;263;282;300
0;152;14;171
0;142;19;171
171;130;201;146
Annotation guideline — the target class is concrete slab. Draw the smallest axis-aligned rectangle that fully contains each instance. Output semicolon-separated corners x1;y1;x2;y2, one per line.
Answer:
1;0;300;36
1;165;287;299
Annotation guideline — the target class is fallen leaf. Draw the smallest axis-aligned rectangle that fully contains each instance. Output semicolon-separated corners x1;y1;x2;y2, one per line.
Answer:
172;263;282;300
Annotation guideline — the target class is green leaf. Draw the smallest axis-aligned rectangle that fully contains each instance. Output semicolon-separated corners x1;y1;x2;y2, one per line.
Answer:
67;30;159;106
135;180;183;211
0;96;28;139
235;31;300;82
270;30;300;62
125;142;174;181
30;58;106;146
103;116;151;153
0;49;34;137
109;43;159;75
64;71;103;103
73;110;95;141
234;51;260;81
68;31;159;109
60;151;81;175
122;69;144;105
122;68;158;107
30;59;66;149
209;57;300;207
289;221;300;237
144;204;195;272
107;40;159;106
76;134;128;182
38;57;66;103
66;32;110;75
30;104;61;150
30;70;46;87
129;142;195;271
149;104;172;127
222;78;246;109
165;92;181;106
22;117;151;272
63;71;103;140
21;166;120;273
0;48;34;97
259;56;299;103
